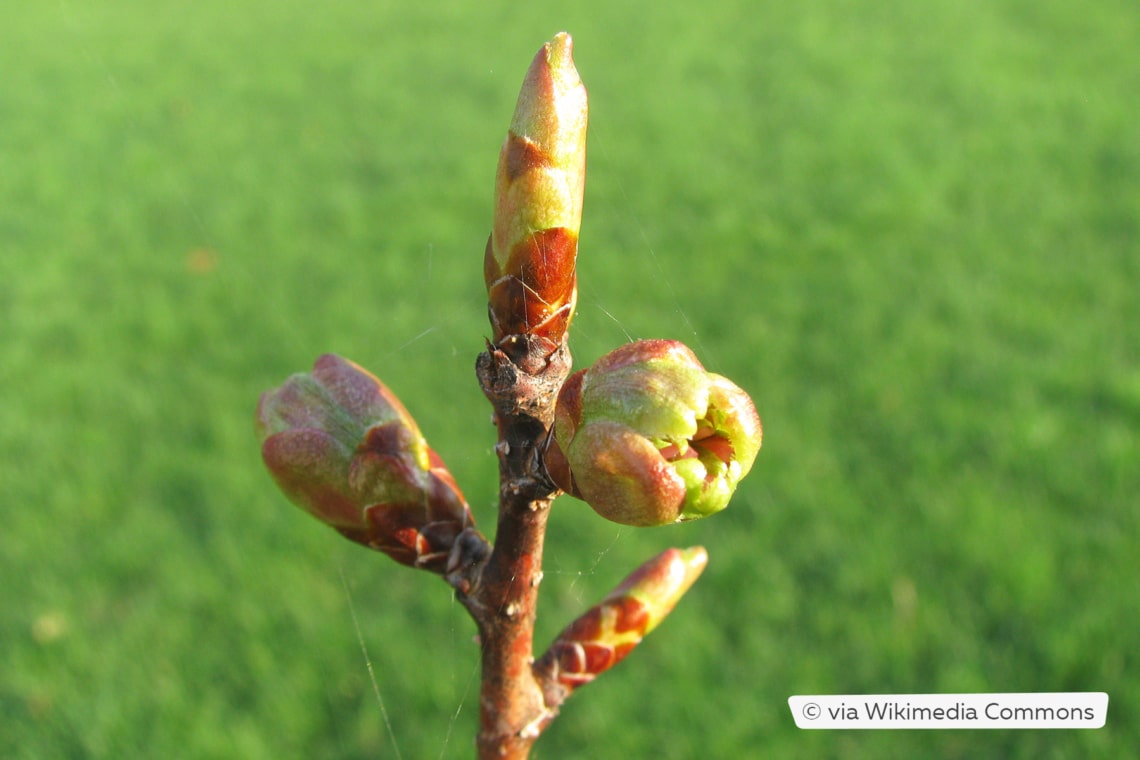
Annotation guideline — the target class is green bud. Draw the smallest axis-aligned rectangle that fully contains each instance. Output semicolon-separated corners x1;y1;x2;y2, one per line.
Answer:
256;354;478;573
548;340;762;526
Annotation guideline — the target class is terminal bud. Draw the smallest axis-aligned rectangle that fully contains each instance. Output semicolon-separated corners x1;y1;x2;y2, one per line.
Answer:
484;32;588;354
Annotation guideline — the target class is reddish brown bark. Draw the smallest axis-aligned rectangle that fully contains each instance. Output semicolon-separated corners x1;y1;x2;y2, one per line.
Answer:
465;337;570;758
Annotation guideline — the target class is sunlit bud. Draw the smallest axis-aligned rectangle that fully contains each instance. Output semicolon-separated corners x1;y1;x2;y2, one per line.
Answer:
256;354;477;573
484;31;588;352
539;546;708;688
548;340;762;526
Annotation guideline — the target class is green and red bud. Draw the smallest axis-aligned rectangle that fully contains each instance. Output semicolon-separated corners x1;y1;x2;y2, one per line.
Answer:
539;546;708;689
547;340;762;526
484;32;588;352
256;354;478;573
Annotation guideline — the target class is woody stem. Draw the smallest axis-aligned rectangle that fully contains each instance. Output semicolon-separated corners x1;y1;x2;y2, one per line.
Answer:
470;336;571;759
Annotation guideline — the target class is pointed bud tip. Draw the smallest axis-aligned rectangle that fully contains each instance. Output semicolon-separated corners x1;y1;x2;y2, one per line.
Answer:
546;32;575;74
658;546;709;598
510;32;587;156
678;545;709;574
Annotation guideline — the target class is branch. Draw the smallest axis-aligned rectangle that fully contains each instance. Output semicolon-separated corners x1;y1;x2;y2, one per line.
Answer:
470;337;571;758
254;31;764;760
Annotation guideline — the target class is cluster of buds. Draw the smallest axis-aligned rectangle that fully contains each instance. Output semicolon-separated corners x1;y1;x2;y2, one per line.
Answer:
256;354;481;574
546;340;762;527
257;33;766;753
483;31;588;355
538;547;708;689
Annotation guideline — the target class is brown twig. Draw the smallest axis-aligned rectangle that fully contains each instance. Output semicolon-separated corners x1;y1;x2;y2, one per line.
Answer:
464;336;570;758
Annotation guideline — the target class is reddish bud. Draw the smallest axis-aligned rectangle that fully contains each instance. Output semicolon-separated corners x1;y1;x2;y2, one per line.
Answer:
485;32;588;353
538;546;708;689
256;354;479;573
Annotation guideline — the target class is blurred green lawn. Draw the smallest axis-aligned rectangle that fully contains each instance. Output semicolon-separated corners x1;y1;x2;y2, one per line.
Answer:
3;0;1137;757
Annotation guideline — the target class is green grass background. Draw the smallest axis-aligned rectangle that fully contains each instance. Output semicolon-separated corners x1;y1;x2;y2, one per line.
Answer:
4;0;1137;757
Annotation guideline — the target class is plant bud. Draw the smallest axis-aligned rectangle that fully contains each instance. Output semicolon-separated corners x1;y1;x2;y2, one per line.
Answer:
484;32;588;352
548;340;762;526
256;354;477;573
540;546;707;688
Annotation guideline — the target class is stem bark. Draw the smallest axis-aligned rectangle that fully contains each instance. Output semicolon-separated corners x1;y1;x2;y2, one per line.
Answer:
469;337;570;758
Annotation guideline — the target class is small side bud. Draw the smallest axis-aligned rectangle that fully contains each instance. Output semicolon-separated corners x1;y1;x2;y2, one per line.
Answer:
548;340;762;526
256;354;480;573
485;32;588;354
537;546;708;689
